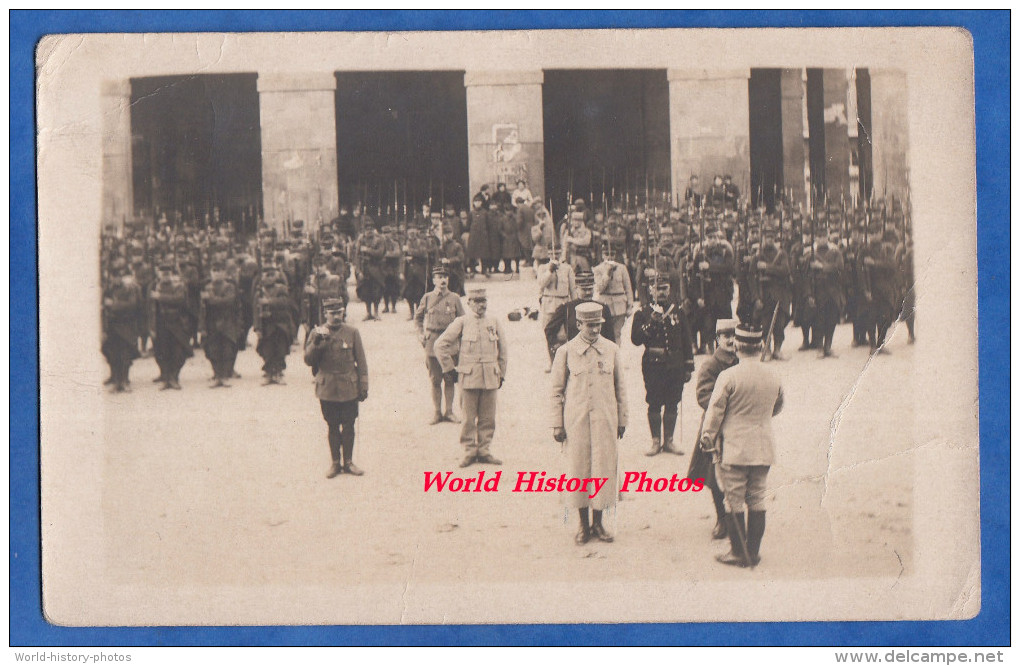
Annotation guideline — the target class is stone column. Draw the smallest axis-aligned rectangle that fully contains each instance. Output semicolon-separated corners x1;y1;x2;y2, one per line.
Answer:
821;68;852;204
869;69;910;203
780;69;808;209
257;72;339;232
100;79;134;228
667;68;750;203
464;70;545;201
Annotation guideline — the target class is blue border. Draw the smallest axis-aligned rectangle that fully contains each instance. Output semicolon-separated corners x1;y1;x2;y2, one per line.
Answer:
11;10;1008;647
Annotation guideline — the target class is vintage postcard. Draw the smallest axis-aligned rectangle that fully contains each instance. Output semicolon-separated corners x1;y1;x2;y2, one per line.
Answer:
36;27;978;625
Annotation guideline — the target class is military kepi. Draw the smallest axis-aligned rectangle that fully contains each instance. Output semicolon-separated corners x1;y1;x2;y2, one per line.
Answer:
575;301;605;324
467;287;487;300
716;318;739;335
735;323;762;345
322;297;346;312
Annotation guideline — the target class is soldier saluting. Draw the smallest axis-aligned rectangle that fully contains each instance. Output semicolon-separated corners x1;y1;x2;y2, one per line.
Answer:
305;297;369;478
630;278;695;456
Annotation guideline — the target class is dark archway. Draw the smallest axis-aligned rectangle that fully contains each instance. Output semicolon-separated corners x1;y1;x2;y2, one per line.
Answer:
542;69;671;216
748;68;784;212
335;71;469;220
130;74;263;233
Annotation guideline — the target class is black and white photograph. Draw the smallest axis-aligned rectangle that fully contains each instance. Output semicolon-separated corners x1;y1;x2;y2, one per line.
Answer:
37;28;979;625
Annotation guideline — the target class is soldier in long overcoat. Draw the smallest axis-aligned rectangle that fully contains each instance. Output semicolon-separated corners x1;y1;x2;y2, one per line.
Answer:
550;302;628;545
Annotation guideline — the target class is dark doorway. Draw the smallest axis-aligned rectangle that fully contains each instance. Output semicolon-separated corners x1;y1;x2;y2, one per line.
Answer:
805;68;827;208
130;74;263;233
855;68;874;204
542;70;671;216
335;71;469;220
748;69;784;212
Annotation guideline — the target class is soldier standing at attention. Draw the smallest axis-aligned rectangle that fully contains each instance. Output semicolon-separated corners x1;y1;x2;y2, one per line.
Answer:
536;256;577;372
686;318;740;541
102;265;144;393
305;298;368;478
200;260;242;388
256;267;297;385
550;302;628;545
593;244;634;343
150;262;193;390
415;263;465;425
701;324;784;568
434;287;508;468
630;279;695;456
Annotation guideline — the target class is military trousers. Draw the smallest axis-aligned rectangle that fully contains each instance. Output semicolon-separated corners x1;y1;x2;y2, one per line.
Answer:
716;463;769;513
460;388;497;456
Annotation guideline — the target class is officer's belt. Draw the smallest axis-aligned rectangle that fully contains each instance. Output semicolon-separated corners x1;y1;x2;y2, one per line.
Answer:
646;347;667;354
602;292;626;296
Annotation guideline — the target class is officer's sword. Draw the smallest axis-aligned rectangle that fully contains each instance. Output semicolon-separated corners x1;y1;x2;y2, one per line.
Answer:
760;301;781;362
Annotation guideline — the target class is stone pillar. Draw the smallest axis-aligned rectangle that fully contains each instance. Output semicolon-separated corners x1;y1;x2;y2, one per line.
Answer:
780;69;808;209
869;69;910;203
821;68;852;204
464;70;545;201
257;73;338;232
100;79;134;228
668;69;750;203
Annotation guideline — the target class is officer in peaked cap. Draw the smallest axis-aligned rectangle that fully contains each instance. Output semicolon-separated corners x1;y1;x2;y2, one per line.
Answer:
687;317;740;541
700;322;784;568
434;286;508;468
550;301;628;545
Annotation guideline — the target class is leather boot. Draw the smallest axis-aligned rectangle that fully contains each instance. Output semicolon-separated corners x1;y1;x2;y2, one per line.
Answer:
746;510;766;566
715;512;750;567
711;487;728;540
645;436;662;457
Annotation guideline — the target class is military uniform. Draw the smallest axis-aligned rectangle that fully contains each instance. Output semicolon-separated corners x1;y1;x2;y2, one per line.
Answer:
594;257;634;342
200;270;242;386
702;326;784;567
434;289;508;466
630;294;695;455
150;268;193;390
304;300;369;477
691;238;736;353
256;276;297;383
750;236;793;358
550;302;628;544
686;320;740;541
415;271;465;423
102;271;144;392
808;240;845;357
354;229;386;319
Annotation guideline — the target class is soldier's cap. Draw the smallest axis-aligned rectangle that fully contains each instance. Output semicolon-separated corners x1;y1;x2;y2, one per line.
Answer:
292;220;304;229
570;211;585;221
432;263;449;276
157;261;175;271
531;197;544;207
724;174;733;180
574;301;604;324
516;178;526;185
331;249;343;257
467;287;487;300
322;297;347;312
380;225;394;234
735;323;763;345
716;318;739;335
705;226;719;235
573;198;585;206
575;271;595;287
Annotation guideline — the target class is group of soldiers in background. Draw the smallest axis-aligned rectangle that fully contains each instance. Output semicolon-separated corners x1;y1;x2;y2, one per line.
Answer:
101;176;915;399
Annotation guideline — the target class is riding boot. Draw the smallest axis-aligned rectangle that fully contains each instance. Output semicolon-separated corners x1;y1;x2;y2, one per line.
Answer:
661;406;681;454
715;512;750;567
710;486;728;539
326;426;343;478
746;510;766;566
575;508;591;545
429;385;444;424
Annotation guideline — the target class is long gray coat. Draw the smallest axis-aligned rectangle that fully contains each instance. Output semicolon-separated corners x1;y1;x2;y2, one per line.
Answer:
550;335;628;510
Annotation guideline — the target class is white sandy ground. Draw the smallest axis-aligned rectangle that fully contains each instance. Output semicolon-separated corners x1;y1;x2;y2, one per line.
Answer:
92;270;912;620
